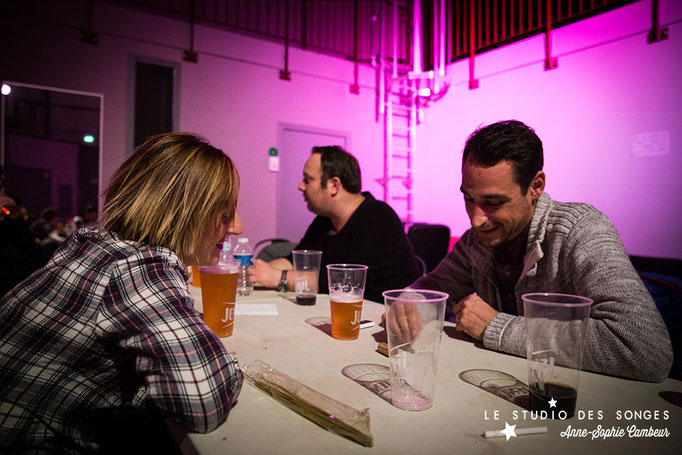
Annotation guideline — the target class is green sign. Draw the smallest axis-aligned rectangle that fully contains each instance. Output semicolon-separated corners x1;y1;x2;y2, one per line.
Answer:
269;147;278;156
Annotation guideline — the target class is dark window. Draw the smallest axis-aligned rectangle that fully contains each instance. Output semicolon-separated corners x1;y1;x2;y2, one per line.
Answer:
134;62;174;146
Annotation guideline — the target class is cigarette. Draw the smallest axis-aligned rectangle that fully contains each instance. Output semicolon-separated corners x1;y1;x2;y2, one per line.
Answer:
377;342;389;357
484;426;547;438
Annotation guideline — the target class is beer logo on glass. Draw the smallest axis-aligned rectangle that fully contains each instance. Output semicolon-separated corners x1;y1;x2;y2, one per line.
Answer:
529;352;557;387
221;304;235;327
351;310;361;325
295;278;310;293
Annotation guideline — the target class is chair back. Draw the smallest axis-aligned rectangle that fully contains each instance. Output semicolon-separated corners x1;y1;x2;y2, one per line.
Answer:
639;272;682;380
407;223;450;274
414;255;427;276
254;238;297;262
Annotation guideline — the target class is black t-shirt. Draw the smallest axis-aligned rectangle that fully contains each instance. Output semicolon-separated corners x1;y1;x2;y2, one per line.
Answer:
290;192;420;303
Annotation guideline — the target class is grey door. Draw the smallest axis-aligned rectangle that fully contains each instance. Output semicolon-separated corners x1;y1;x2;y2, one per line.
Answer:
276;125;349;242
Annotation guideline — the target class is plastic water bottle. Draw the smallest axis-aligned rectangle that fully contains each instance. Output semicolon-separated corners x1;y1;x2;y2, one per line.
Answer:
219;241;233;265
233;238;253;296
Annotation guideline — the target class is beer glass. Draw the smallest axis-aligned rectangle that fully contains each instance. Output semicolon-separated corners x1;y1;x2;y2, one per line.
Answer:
326;264;368;340
292;250;323;305
190;265;201;287
383;289;448;411
523;292;592;419
200;262;239;337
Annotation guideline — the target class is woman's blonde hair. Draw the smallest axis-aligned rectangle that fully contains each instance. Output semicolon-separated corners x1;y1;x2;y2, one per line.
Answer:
101;132;239;261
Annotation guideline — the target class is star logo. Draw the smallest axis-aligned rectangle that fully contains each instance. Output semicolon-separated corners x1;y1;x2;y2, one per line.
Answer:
501;422;517;441
548;397;558;408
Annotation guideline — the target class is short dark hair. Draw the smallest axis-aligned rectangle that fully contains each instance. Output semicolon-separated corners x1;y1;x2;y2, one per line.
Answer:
462;120;543;193
312;146;362;194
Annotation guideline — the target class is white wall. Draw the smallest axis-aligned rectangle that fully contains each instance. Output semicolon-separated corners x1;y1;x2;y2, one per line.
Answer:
2;0;680;258
415;0;682;259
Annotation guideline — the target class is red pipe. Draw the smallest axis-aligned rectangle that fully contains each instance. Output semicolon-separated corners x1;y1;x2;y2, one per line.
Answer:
544;0;557;70
350;0;359;93
279;0;291;80
468;0;478;89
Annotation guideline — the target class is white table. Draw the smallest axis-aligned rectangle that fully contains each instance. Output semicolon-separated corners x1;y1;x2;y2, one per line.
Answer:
172;290;682;455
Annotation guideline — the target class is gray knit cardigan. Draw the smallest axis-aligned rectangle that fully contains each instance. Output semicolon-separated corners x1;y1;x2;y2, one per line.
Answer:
412;193;673;382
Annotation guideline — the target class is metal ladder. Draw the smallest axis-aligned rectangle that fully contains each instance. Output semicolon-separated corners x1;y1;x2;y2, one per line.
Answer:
380;74;418;226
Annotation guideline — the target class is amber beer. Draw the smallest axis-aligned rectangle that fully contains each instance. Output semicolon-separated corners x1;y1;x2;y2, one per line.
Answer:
327;264;368;340
190;265;201;287
330;298;363;340
199;266;238;337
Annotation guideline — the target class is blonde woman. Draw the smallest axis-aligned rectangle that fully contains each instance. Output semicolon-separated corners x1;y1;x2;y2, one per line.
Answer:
0;133;244;452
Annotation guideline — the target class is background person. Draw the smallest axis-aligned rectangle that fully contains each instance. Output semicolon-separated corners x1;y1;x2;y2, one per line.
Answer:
83;204;98;226
0;167;39;297
252;146;419;303
29;207;59;241
393;120;672;382
0;133;244;452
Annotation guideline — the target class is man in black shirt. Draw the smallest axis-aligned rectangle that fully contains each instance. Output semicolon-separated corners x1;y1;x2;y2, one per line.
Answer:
252;146;419;303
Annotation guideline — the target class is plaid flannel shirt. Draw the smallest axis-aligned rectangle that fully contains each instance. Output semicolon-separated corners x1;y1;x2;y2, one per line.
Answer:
0;228;242;452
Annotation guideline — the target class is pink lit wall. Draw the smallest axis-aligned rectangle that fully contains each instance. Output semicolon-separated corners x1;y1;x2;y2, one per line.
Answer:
1;0;680;259
415;0;682;259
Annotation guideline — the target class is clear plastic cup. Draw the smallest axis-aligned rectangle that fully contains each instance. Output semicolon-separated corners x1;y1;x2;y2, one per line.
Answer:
199;262;239;337
523;292;592;419
292;250;323;305
383;289;449;411
327;264;368;340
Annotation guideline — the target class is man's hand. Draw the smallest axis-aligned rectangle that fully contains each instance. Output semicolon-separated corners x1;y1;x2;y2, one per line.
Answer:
381;300;423;345
452;294;498;341
250;258;293;288
250;259;282;288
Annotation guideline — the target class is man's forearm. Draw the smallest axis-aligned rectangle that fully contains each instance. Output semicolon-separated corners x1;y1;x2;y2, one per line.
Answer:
269;258;293;270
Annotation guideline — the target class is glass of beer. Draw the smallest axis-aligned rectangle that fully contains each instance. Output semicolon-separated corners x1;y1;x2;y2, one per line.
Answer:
190;265;201;287
199;262;239;337
326;264;368;340
523;293;592;419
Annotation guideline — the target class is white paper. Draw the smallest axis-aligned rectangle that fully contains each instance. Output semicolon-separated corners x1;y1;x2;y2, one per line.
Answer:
236;303;279;316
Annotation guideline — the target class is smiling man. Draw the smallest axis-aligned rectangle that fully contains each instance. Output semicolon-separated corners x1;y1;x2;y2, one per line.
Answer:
252;146;419;303
408;120;672;382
